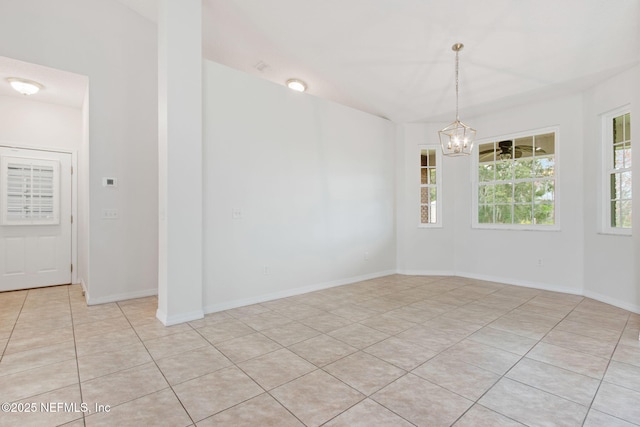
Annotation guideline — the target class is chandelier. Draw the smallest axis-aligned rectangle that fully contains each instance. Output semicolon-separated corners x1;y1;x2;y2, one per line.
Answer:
438;43;476;156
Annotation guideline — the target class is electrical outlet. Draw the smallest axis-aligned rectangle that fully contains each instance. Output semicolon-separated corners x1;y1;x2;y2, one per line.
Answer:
232;208;243;219
537;258;543;266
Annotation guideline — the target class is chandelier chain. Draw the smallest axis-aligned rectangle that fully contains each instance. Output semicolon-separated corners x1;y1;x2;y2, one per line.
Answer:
455;48;459;121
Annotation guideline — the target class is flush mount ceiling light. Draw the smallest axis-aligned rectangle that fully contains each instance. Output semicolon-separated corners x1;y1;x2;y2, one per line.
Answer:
438;43;476;156
7;77;44;95
286;78;307;92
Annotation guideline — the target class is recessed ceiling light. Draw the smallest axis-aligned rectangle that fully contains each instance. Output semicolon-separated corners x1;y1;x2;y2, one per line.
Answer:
286;79;307;92
7;77;44;95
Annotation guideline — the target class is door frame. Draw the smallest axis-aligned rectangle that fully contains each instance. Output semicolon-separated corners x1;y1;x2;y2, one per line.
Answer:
0;142;78;285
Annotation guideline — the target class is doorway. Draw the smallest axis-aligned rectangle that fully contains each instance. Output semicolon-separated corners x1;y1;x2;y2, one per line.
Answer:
0;146;73;291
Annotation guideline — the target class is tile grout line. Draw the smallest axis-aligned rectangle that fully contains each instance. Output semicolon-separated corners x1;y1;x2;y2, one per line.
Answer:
6;278;633;426
112;299;198;426
0;286;87;426
209;308;369;424
0;288;29;364
67;285;87;427
470;296;632;426
271;281;515;425
71;287;640;426
201;290;418;426
446;290;578;425
579;311;633;427
255;282;502;426
187;315;310;426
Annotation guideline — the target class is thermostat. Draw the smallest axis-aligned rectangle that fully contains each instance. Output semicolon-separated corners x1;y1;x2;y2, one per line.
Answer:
102;177;118;187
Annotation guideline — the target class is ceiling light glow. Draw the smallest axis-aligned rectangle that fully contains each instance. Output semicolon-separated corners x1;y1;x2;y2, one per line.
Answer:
7;77;44;95
286;79;307;92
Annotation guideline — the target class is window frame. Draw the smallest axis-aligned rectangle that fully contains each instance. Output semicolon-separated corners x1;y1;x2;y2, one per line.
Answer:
418;144;442;228
471;126;560;231
601;106;632;236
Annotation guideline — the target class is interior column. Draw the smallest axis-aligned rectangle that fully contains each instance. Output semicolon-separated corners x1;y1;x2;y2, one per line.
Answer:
157;0;203;325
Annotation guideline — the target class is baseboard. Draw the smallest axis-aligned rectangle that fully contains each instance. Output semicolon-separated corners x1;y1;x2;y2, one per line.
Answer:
86;288;157;306
80;269;639;320
203;269;396;314
583;289;640;315
453;271;584;296
398;270;640;315
156;308;204;326
79;278;88;303
396;269;456;277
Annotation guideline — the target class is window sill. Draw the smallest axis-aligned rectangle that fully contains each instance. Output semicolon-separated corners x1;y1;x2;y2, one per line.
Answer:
472;224;560;232
418;224;443;229
598;230;632;237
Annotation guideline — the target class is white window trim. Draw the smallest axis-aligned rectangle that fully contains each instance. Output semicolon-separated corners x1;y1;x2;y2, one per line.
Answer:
471;126;560;231
601;106;632;236
418;144;442;228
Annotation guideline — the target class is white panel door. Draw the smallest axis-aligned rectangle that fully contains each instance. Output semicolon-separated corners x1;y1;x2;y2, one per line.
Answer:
0;147;71;291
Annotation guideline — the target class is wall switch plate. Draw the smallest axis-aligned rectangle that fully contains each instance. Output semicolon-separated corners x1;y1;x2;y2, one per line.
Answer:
102;209;119;219
232;208;243;219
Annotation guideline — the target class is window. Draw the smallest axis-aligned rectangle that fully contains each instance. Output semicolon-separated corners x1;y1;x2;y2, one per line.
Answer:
473;128;557;229
1;156;60;225
603;109;631;233
419;146;441;227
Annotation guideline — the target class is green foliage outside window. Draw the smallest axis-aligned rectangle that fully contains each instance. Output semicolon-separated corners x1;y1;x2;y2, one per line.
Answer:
477;132;555;226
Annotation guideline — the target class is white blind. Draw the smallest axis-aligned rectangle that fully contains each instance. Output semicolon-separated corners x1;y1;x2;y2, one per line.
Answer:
2;157;60;225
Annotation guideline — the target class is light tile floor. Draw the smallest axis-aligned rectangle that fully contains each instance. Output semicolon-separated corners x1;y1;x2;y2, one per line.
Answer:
1;275;639;426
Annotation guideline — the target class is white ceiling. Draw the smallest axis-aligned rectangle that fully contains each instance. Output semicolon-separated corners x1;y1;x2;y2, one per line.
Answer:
9;0;639;122
0;56;87;109
197;0;640;123
200;0;640;123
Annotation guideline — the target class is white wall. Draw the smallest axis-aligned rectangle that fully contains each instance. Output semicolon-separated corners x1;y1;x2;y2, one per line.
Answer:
582;65;639;312
0;0;159;303
399;94;587;294
202;60;396;311
398;81;639;313
396;122;455;275
453;94;586;294
0;95;82;150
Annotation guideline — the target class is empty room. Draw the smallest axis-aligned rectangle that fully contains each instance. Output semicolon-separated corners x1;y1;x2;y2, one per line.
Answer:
0;0;639;426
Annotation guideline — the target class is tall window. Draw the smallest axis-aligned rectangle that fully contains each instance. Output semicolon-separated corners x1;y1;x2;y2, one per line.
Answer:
420;146;441;227
474;128;557;229
604;109;631;233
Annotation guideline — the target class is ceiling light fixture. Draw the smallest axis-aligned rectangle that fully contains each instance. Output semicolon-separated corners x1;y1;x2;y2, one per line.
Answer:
438;43;476;156
7;77;44;95
286;79;307;92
